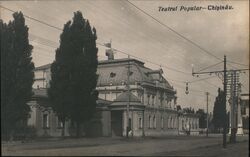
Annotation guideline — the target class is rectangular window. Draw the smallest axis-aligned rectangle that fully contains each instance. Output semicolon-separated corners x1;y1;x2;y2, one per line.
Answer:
139;117;142;129
152;95;155;106
57;117;63;128
43;114;49;128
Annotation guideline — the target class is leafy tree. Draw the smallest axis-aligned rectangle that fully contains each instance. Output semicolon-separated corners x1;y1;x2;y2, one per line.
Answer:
176;105;182;111
183;107;195;114
212;88;226;132
1;12;34;140
196;109;206;128
48;11;98;137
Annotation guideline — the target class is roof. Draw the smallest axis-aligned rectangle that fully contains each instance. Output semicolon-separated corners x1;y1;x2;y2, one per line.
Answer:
111;91;143;107
35;63;51;71
34;58;174;91
33;88;48;98
97;58;173;90
113;91;141;102
32;88;112;106
96;98;112;105
98;58;145;66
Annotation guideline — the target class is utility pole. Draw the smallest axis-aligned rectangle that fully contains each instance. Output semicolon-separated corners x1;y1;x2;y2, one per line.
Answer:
229;70;240;143
222;55;227;148
231;70;236;143
192;56;248;148
206;92;209;137
236;83;243;135
126;55;131;138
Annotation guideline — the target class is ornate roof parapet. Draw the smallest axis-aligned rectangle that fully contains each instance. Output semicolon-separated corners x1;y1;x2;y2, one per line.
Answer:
109;91;145;111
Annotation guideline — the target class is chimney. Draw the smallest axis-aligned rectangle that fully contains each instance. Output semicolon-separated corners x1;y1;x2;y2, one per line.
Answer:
106;49;114;60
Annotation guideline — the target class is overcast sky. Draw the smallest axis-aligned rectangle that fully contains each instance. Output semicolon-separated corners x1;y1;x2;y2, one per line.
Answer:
1;0;249;112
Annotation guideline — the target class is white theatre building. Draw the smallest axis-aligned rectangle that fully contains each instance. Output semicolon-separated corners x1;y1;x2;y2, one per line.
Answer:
29;53;199;137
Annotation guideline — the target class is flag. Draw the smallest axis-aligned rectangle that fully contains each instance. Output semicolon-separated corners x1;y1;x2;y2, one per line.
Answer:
104;42;111;48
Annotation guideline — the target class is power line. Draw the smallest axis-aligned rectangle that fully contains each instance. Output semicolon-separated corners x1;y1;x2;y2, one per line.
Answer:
2;5;247;85
28;28;250;89
29;38;57;49
189;75;217;83
226;62;249;81
203;80;222;89
126;0;248;75
0;5;63;31
30;33;59;48
97;43;192;75
1;5;194;76
170;80;216;95
227;60;248;67
30;33;232;87
241;84;249;92
196;61;223;73
126;0;222;61
30;38;58;49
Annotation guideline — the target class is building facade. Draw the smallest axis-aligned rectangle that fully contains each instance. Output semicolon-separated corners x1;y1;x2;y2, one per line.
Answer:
28;57;199;137
241;93;249;134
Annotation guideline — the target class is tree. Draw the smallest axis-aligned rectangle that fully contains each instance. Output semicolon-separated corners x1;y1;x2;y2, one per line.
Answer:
196;109;206;128
183;107;195;114
48;11;98;137
1;12;34;140
176;105;182;111
212;88;226;132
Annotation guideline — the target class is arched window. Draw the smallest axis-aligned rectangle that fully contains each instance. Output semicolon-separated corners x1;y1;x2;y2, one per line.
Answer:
139;117;142;129
153;115;156;129
152;95;155;106
170;117;172;129
161;116;164;129
182;120;184;130
168;117;171;129
43;113;49;129
149;115;151;128
57;117;63;128
147;95;150;105
172;117;175;129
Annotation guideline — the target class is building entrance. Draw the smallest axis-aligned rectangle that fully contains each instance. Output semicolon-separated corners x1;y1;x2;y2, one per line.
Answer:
111;111;123;136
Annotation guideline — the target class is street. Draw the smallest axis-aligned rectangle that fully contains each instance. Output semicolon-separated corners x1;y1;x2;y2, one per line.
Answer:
2;135;249;156
161;141;249;157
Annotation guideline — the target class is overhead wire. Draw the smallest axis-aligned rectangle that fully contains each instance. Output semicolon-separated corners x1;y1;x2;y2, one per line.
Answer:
1;5;194;76
227;60;248;67
0;5;62;31
196;61;223;73
189;75;217;83
126;0;222;61
126;0;248;75
1;4;247;95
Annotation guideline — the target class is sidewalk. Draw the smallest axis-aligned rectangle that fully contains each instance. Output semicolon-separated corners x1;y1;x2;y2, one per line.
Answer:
2;135;249;156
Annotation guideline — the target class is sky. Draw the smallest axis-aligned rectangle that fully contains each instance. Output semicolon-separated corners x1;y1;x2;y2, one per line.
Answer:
0;0;249;113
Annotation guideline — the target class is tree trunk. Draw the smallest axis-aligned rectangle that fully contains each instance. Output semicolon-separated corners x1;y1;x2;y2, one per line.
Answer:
61;119;65;137
9;129;14;142
76;122;80;137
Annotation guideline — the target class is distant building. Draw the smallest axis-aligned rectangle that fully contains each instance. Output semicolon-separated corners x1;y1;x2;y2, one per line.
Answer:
241;93;249;134
28;55;199;137
178;112;199;135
